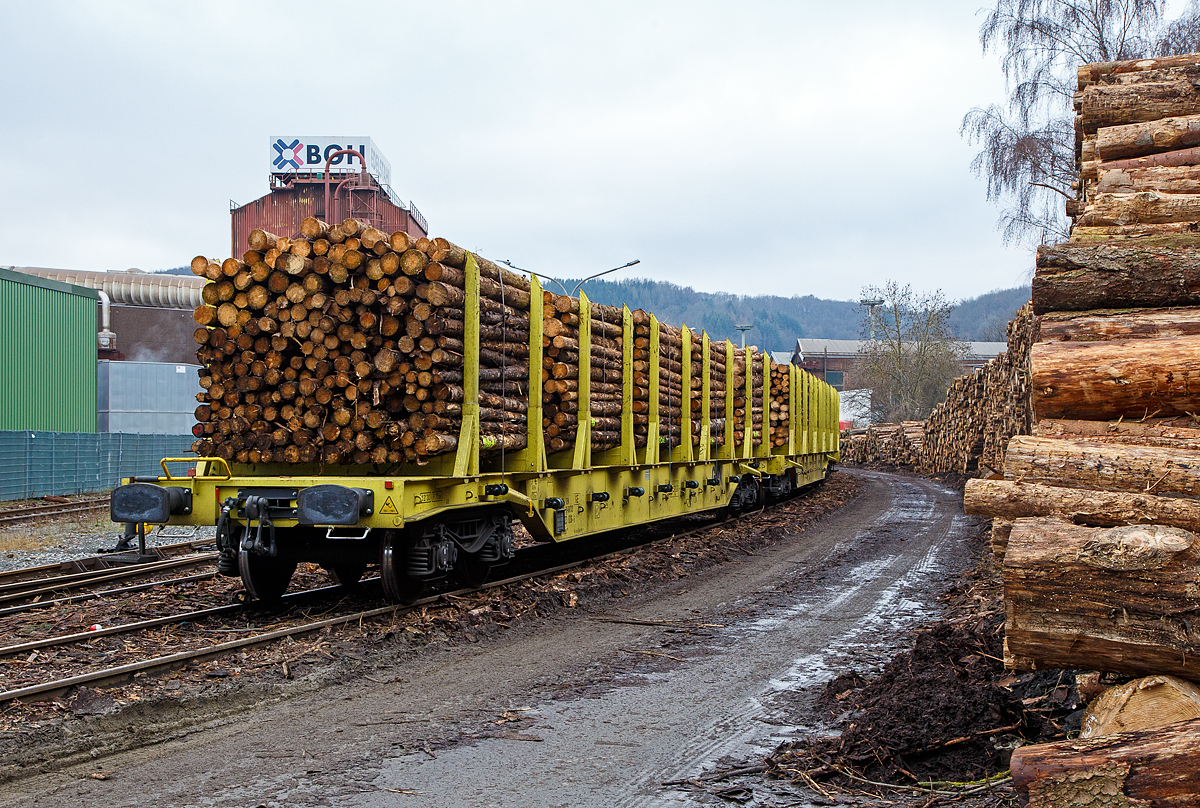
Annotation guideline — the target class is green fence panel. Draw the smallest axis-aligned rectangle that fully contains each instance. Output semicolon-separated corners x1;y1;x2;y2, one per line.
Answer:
0;431;194;501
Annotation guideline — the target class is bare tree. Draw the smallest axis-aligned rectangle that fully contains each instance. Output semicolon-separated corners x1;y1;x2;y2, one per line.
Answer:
853;282;966;423
1157;0;1200;54
961;0;1200;246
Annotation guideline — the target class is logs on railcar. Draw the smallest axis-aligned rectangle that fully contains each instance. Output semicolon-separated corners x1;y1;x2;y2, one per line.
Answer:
190;218;800;467
191;221;536;465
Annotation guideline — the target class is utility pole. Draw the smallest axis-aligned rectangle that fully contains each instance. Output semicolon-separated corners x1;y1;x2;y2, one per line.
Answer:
734;324;752;348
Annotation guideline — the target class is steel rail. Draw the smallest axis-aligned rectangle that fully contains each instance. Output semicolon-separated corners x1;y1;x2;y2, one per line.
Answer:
0;554;219;605
0;539;216;587
0;581;360;658
0;497;111;526
0;497;790;704
0;560;594;704
0;571;219;619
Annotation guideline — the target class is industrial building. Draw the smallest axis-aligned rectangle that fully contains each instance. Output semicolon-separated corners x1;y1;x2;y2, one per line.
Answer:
790;338;1008;391
0;136;432;499
233;136;427;256
0;267;200;499
0;268;99;433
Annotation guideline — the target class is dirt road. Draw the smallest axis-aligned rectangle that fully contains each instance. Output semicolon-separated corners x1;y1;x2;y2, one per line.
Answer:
0;469;977;807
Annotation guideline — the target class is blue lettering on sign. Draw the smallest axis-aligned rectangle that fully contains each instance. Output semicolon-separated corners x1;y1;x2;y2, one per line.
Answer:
324;145;343;165
306;145;321;165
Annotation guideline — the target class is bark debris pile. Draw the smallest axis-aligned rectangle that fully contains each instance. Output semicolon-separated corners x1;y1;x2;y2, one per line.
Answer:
768;549;1085;797
189;218;791;467
838;303;1036;475
962;51;1200;805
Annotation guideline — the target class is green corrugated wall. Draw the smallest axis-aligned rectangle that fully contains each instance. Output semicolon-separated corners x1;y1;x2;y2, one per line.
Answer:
0;268;98;432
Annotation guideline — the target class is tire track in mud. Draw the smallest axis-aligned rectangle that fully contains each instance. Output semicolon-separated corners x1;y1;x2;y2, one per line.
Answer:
362;470;977;808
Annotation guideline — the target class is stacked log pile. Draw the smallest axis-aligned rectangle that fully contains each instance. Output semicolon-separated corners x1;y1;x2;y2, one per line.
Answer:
837;421;924;467
191;221;534;465
541;293;624;453
965;52;1200;803
836;303;1035;474
191;217;791;469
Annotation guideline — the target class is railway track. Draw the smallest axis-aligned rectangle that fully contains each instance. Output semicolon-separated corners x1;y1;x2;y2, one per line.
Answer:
0;539;219;613
0;496;111;527
0;538;215;583
0;493;800;705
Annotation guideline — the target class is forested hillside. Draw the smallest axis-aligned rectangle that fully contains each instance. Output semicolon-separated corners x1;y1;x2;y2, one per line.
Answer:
161;266;1029;350
560;277;1031;350
946;285;1032;342
559;277;857;352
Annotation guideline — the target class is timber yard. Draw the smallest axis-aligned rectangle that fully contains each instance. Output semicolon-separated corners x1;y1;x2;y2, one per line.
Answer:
9;5;1200;808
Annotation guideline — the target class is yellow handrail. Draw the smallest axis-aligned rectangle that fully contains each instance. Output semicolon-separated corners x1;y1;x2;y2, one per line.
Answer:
161;457;232;480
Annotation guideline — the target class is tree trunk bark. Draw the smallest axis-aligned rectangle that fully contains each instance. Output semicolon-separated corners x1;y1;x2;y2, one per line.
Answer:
1079;82;1200;134
964;478;1200;533
1034;417;1200;449
1095;113;1200;161
1033;241;1200;313
1004;516;1200;680
1039;307;1200;342
1098;164;1200;194
1003;435;1200;498
1031;336;1200;420
1101;144;1200;170
1079;191;1200;228
1079;55;1200;87
1069;223;1200;242
1011;717;1200;807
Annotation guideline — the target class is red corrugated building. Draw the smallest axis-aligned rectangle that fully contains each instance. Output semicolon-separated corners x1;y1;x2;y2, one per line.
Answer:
231;136;428;254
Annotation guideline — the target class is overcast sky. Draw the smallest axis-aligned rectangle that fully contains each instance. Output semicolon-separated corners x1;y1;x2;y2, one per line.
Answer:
3;1;1053;303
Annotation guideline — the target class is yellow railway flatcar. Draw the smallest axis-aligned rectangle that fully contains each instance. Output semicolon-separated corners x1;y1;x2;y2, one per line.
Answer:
111;256;839;602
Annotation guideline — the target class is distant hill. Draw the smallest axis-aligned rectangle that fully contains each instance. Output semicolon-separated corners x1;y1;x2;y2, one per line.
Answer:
556;277;1032;351
947;285;1033;342
554;277;855;352
163;265;1029;350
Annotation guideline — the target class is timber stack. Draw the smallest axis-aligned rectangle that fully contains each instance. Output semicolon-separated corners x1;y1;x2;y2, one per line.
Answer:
836;303;1035;474
191;222;536;465
190;217;790;469
965;52;1200;805
838;422;923;467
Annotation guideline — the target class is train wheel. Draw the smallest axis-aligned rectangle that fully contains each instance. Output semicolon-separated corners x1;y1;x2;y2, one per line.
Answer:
455;551;492;588
329;563;368;587
238;549;297;602
381;533;425;604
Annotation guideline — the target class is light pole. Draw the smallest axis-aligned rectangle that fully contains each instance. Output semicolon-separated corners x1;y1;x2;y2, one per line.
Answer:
500;259;641;297
859;297;883;340
734;324;752;348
